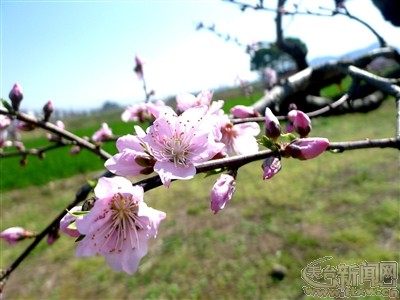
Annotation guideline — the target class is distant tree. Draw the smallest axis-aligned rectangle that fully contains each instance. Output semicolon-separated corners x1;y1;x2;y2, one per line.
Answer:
101;100;121;111
250;38;307;76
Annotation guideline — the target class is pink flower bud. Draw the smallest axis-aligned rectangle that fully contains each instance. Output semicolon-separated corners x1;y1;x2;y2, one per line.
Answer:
43;100;54;122
210;174;236;214
230;105;258;118
262;156;282;180
264;108;281;139
70;145;81;155
0;226;36;245
9;83;23;110
47;227;60;245
288;110;312;137
134;55;144;79
284;138;329;160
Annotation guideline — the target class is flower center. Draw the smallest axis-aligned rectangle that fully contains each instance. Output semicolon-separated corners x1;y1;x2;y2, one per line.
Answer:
101;193;146;253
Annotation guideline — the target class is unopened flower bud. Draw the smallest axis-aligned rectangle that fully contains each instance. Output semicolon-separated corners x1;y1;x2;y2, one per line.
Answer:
9;83;23;111
210;174;236;214
288;110;312;137
262;156;282;180
0;226;36;245
70;145;81;155
284;138;329;160
231;105;259;118
47;226;60;245
134;55;144;79
43;100;54;122
265;108;281;139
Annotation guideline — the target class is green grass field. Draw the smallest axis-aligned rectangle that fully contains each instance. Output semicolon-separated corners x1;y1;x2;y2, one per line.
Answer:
0;94;399;299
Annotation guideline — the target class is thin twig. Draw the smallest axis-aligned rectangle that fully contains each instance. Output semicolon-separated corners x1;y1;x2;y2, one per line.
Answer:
0;108;112;161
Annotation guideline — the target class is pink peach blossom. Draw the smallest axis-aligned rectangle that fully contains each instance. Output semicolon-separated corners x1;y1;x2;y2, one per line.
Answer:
92;123;113;142
219;116;260;156
176;90;213;113
75;176;166;274
105;127;155;177
143;106;224;186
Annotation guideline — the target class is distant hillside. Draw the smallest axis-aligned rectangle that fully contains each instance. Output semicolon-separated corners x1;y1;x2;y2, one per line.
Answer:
309;43;381;66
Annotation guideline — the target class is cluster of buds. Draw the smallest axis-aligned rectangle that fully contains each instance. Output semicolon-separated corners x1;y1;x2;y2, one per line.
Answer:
261;106;330;179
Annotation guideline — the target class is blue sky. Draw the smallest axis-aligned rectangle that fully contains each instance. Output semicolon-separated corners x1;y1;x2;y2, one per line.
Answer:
1;0;399;111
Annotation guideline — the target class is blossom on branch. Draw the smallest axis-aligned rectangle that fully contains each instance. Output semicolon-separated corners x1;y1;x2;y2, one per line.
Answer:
176;90;213;113
219;116;260;156
92;123;113;142
105;126;155;177
121;102;148;123
75;176;166;274
143;106;224;186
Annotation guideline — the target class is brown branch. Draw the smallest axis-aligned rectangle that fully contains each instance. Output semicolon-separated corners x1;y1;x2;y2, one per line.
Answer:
232;93;351;124
136;137;400;193
0;142;68;158
0;108;112;161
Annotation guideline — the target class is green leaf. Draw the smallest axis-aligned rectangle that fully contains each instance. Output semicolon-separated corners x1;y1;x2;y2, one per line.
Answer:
66;208;90;217
280;133;297;142
1;98;13;112
260;135;275;149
